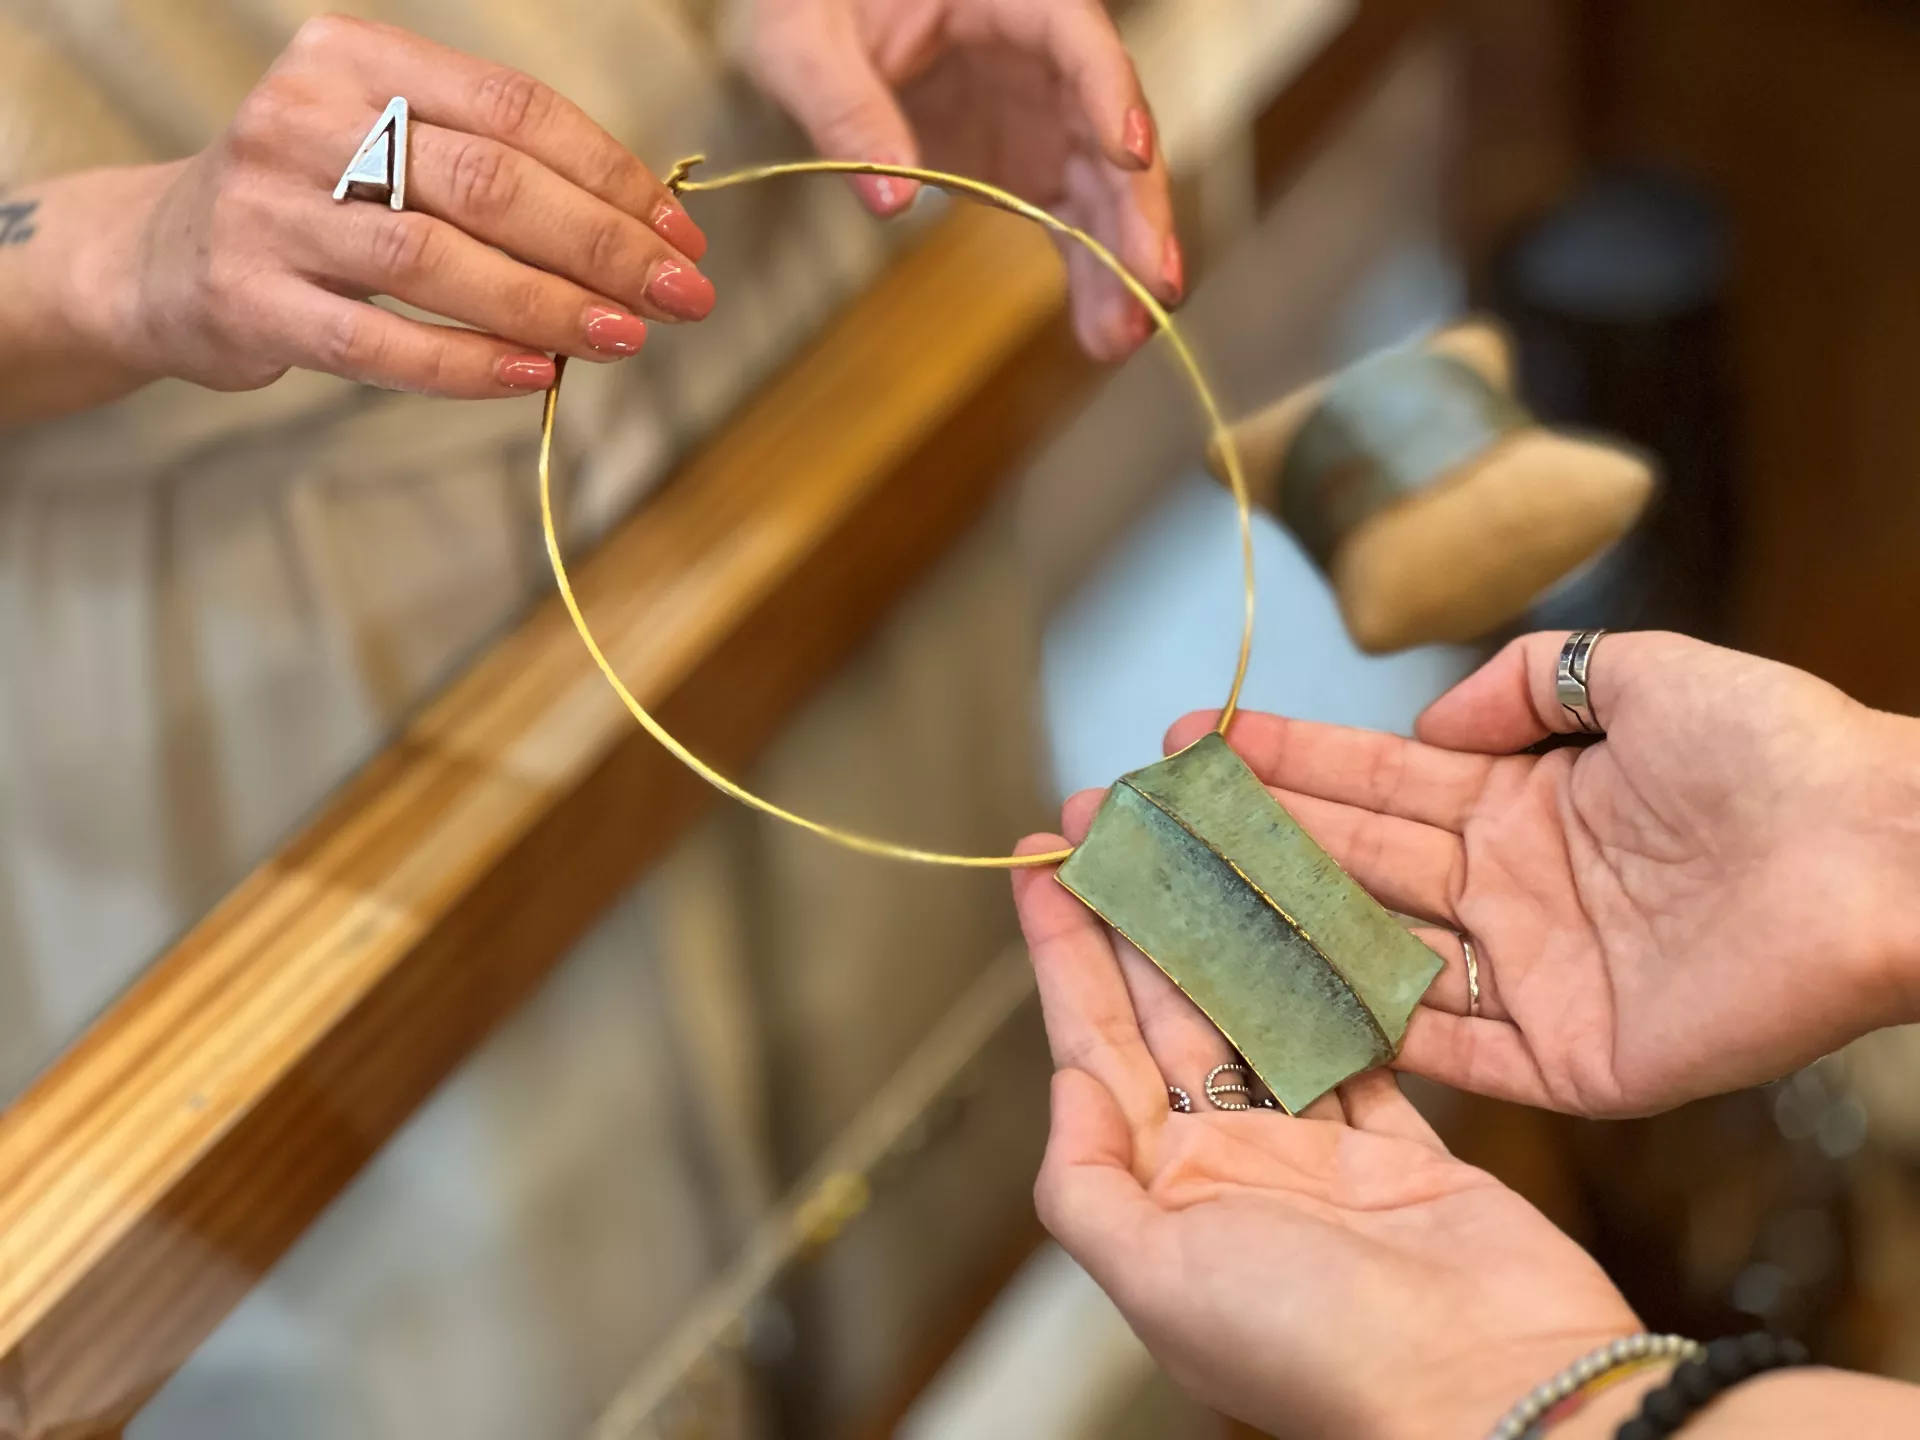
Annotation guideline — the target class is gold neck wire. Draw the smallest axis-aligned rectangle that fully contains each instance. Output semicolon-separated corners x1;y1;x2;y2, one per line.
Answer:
538;155;1256;869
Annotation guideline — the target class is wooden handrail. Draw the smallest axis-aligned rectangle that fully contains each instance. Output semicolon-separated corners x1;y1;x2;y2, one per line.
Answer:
0;4;1437;1434
0;202;1083;1439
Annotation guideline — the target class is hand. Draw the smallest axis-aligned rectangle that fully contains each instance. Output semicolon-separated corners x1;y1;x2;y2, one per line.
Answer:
742;0;1178;360
1166;631;1920;1118
1010;828;1639;1440
63;14;714;401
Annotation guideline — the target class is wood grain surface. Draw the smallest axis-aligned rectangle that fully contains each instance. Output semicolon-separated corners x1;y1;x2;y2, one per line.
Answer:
0;204;1080;1439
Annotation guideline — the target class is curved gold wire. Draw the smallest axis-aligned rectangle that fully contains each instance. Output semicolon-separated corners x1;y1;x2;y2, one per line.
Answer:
538;155;1256;869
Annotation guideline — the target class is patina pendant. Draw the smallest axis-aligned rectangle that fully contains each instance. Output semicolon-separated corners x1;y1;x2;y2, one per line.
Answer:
1056;732;1442;1114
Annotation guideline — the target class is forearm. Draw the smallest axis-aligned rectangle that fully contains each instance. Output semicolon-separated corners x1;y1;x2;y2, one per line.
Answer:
1561;1363;1920;1439
0;164;172;427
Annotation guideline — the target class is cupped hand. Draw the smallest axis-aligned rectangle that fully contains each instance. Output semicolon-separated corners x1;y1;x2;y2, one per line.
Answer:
1166;631;1920;1118
83;14;714;399
1011;824;1638;1440
743;0;1178;360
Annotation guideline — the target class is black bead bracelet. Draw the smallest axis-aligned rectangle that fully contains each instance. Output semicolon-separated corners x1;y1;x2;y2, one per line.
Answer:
1615;1332;1810;1439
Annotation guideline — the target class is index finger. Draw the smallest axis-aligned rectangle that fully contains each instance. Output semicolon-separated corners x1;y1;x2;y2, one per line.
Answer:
1167;709;1497;834
291;14;705;257
986;0;1156;174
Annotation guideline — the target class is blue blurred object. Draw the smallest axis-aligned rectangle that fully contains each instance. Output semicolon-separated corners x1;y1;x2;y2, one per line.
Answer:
1043;478;1472;798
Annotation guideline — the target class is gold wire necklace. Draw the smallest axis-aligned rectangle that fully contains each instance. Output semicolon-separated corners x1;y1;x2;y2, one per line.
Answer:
538;155;1255;870
537;155;1441;1115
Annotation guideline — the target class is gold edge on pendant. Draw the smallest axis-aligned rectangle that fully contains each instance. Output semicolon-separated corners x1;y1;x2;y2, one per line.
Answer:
1054;863;1305;1117
1206;847;1392;1058
1123;768;1394;1062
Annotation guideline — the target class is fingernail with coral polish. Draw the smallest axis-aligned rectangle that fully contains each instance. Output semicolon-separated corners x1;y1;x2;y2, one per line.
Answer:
584;305;647;357
646;260;716;321
1122;107;1154;170
498;354;556;389
650;199;707;262
853;169;916;217
1161;234;1185;303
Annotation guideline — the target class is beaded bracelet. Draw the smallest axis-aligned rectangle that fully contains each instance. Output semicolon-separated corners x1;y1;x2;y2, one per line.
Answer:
1614;1332;1810;1439
1486;1334;1703;1440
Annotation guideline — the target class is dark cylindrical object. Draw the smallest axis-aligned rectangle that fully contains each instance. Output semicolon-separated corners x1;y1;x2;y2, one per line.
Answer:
1488;167;1738;639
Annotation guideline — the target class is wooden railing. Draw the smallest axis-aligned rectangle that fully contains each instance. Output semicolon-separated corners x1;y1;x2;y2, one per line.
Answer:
0;4;1438;1435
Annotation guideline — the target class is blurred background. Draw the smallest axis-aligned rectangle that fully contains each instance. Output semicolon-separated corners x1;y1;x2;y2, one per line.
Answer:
2;1;1920;1437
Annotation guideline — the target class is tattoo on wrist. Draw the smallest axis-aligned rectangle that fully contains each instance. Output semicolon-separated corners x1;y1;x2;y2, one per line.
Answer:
0;198;39;247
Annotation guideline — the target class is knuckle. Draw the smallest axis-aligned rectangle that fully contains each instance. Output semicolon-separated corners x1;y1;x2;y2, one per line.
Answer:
447;137;520;218
290;12;362;57
415;342;456;396
322;304;387;377
503;275;555;336
580;213;632;280
585;142;638;199
1362;735;1407;804
809;88;889;147
227;85;294;162
476;67;556;142
369;211;438;281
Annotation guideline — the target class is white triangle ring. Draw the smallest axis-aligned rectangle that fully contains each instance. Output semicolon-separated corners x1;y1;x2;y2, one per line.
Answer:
333;97;410;211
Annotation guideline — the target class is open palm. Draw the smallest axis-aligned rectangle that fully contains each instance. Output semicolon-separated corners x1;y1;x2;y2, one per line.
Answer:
1166;631;1920;1117
1012;842;1636;1440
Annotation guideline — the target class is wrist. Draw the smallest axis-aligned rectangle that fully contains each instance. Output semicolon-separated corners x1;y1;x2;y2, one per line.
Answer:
1543;1363;1920;1439
1552;1362;1677;1440
1844;705;1920;1024
55;162;179;378
0;162;179;424
1421;1317;1649;1440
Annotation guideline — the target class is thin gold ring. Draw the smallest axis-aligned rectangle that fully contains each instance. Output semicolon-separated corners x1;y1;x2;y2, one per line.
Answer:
1461;934;1482;1018
539;155;1257;870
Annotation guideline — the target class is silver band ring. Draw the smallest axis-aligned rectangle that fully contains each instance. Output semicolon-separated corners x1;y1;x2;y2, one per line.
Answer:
335;96;411;210
1168;1085;1193;1113
1204;1063;1253;1111
1460;934;1482;1018
1555;629;1608;735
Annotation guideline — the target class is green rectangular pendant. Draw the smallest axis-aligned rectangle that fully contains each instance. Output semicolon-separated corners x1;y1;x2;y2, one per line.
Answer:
1055;732;1442;1114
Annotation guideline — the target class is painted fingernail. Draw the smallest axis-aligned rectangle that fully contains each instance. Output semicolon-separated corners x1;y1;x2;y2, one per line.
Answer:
650;199;708;262
498;354;556;389
1161;234;1185;302
1122;107;1154;169
1128;301;1153;350
853;165;917;217
584;305;647;356
646;259;716;321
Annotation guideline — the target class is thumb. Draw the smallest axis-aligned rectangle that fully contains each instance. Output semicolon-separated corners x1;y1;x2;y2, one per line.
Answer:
752;13;921;216
1034;1069;1161;1281
1417;629;1676;753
